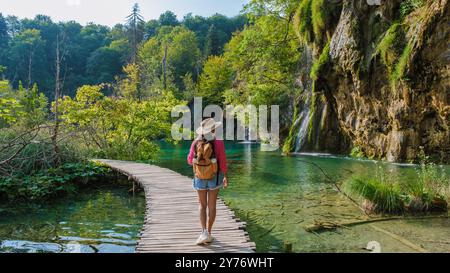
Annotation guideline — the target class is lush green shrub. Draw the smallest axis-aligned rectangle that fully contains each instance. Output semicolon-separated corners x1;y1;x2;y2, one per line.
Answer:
346;173;404;214
376;22;402;69
403;150;450;211
294;0;313;43
310;40;331;81
350;146;365;158
282;106;299;154
58;84;182;161
375;21;414;87
0;162;111;202
391;42;413;84
311;0;327;44
0;127;84;176
346;154;449;215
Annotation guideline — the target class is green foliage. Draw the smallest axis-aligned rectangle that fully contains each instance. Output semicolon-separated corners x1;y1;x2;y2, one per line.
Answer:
138;26;201;95
86;44;127;84
8;28;46;88
181;13;247;55
400;0;425;19
0;81;21;126
391;42;413;84
282;105;299;154
197;56;233;105
346;154;450;214
0;162;111;202
350;146;365;158
376;22;402;69
310;40;330;81
204;24;222;57
0;10;245;99
167;27;201;89
345;167;404;214
58;84;183;161
159;11;179;27
294;0;333;46
294;0;313;43
0;14;7;70
311;0;327;45
16;83;48;128
0;81;47;128
223;14;300;108
115;63;140;100
405;149;450;207
375;21;413;87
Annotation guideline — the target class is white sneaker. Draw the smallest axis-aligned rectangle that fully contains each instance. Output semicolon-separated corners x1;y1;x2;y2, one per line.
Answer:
196;230;209;245
205;233;214;244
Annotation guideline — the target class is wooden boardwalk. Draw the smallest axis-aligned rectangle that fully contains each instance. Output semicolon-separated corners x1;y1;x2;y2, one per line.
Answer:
96;159;256;253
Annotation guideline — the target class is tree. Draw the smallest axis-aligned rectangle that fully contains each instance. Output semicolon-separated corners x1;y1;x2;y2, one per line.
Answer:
0;80;21;126
116;63;140;100
58;84;183;160
52;30;69;164
8;29;45;88
0;14;7;79
0;81;49;172
126;3;145;63
16;82;48;128
166;27;201;89
86;46;123;84
223;13;300;107
198;56;233;105
138;26;200;97
0;14;9;58
144;19;160;39
159;11;179;26
5;15;21;37
204;24;221;57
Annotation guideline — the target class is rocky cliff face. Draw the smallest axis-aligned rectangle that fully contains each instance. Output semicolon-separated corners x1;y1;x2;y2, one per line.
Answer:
287;0;449;163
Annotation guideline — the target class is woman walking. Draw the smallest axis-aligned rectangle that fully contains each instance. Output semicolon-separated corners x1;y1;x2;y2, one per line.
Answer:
187;118;228;245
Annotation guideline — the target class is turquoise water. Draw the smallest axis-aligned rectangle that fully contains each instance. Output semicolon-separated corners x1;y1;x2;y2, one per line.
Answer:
156;141;450;253
0;142;448;253
0;184;145;253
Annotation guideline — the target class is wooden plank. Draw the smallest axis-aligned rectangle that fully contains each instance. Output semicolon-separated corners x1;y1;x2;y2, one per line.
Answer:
94;159;255;253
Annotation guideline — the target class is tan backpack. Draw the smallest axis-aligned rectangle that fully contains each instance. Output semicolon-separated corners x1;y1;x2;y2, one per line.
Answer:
193;140;218;180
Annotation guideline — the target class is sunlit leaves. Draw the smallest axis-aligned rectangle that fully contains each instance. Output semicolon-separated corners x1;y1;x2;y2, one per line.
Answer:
58;85;183;161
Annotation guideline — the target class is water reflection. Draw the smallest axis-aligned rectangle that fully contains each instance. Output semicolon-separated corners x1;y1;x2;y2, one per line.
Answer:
156;141;450;253
0;185;145;253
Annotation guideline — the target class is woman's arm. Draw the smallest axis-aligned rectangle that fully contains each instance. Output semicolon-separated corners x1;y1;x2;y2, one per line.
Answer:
215;140;227;175
187;141;196;165
214;140;228;189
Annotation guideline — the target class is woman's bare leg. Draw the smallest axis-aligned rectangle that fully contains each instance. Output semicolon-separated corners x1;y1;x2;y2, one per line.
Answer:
197;190;208;231
207;189;219;234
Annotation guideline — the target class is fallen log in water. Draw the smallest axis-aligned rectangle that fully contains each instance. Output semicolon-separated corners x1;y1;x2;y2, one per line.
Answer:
304;215;449;233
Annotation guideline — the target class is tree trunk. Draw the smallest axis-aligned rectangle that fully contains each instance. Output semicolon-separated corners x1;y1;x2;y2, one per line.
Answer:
133;20;137;63
163;43;168;90
52;33;65;166
28;49;33;88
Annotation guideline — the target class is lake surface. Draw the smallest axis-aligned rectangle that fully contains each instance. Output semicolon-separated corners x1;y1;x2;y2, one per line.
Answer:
156;141;450;253
0;185;145;253
0;141;448;253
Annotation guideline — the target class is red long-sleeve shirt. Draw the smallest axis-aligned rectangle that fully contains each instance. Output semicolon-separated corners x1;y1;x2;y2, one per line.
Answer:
187;140;227;175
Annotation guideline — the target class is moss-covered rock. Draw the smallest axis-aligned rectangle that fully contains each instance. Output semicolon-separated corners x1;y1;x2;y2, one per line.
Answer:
288;0;449;163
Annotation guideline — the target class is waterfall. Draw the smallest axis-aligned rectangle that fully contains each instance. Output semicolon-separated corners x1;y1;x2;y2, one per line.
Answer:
294;46;314;152
294;93;311;152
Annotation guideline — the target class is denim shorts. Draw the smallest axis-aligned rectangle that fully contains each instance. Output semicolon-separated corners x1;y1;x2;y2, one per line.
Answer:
193;172;224;191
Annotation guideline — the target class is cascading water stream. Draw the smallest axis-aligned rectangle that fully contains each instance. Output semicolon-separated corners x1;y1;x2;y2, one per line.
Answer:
294;46;314;152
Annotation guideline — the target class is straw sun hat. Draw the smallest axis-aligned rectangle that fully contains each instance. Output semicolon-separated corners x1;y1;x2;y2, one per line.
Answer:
196;118;222;135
